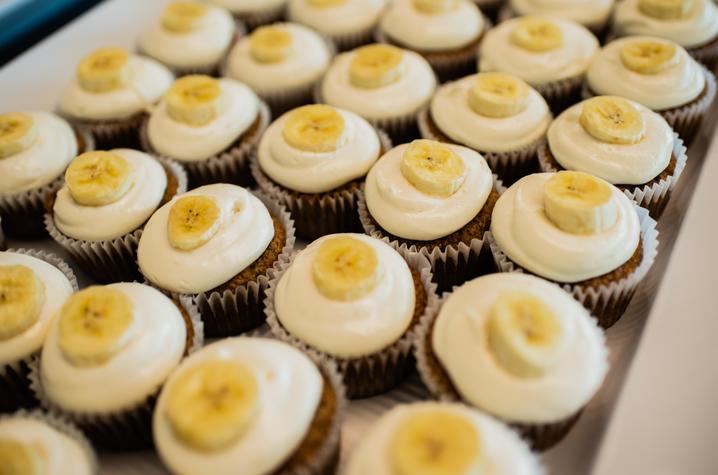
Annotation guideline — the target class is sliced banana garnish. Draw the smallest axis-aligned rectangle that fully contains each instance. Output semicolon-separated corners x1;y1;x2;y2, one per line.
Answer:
543;171;618;235
250;26;294;63
0;439;46;475
282;104;347;153
77;47;131;93
312;236;381;301
413;0;460;13
167;195;222;251
349;44;405;89
619;39;679;75
510;17;563;53
65;151;134;207
0;112;38;159
162;1;208;32
166;75;222;127
58;286;135;367
166;360;259;452
0;265;45;341
468;72;531;118
579;96;646;145
639;0;694;19
400;139;467;198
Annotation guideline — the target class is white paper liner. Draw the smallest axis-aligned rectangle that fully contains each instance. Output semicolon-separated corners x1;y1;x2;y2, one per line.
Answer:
533;74;585;114
65;112;146;149
232;4;285;30
325;24;377;52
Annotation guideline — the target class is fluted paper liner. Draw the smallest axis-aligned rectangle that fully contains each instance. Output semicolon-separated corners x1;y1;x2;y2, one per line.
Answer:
67;113;146;149
325;25;377;51
497;5;608;38
232;4;285;30
688;38;718;71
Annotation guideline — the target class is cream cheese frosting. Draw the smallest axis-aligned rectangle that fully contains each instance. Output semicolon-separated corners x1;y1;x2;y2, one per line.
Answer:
479;16;599;86
288;0;387;38
509;0;614;29
52;149;167;241
274;233;415;358
0;111;78;195
548;99;674;185
58;55;173;121
586;37;706;111
41;283;187;413
154;337;322;475
430;75;552;153
345;402;543;475
138;184;274;294
0;252;74;366
364;143;493;241
614;0;718;49
207;0;286;14
491;173;640;283
432;273;608;423
379;0;484;52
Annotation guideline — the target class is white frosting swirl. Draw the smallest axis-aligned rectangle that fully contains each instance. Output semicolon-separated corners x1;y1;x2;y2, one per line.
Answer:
364;143;493;241
41;283;187;413
257;108;381;193
379;0;484;51
138;184;275;294
491;173;640;283
479;17;599;86
274;233;415;357
0;112;77;195
0;252;74;366
207;0;286;13
509;0;614;29
614;0;718;48
288;0;387;38
432;273;608;423
430;75;552;153
154;338;322;475
58;55;174;121
548;99;674;185
52;149;167;241
586;37;706;111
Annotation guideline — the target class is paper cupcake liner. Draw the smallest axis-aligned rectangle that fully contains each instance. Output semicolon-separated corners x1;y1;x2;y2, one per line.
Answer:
474;0;504;21
688;37;718;71
66;112;146;150
45;157;187;284
0;218;5;251
497;5;608;39
265;248;439;398
325;25;377;52
533;74;584;115
232;5;285;30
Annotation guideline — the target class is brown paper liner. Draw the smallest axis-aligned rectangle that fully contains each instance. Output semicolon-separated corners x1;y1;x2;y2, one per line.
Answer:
0;218;4;251
232;5;286;30
688;36;718;71
65;112;146;150
474;0;505;21
323;25;377;52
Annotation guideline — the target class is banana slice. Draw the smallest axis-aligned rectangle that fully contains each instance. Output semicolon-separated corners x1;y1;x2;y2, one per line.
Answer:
65;151;134;207
166;75;222;127
77;47;131;93
165;360;259;452
312;236;381;301
468;72;531;118
0;439;46;475
58;286;135;367
639;0;694;19
619;39;679;75
250;26;294;63
579;96;645;145
282;105;347;153
349;44;405;89
413;0;460;13
0;265;45;341
162;2;208;32
510;17;563;53
487;291;568;378
400;139;467;197
391;409;484;475
167;195;222;251
543;171;618;235
0;112;38;159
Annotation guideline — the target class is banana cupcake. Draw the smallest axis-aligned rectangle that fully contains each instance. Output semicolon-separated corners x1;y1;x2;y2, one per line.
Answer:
0;250;77;413
266;233;437;397
359;139;500;293
139;1;240;75
252;104;391;239
345;402;542;474
415;273;608;450
30;283;203;449
138;184;295;337
0;111;93;239
584;36;716;144
206;0;287;29
480;16;599;113
419;72;552;185
501;0;615;34
539;96;687;218
58;47;173;148
489;171;658;328
45;149;186;283
376;0;488;81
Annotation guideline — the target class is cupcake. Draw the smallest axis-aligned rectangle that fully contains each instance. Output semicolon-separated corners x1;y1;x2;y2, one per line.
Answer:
0;249;77;413
139;1;240;76
419;72;552;185
359;139;501;293
30;283;203;449
225;23;333;115
501;0;615;35
375;0;488;81
206;0;287;29
318;43;437;140
57;47;173;149
345;402;542;474
415;272;609;450
153;337;344;475
45;149;187;283
479;16;599;113
287;0;387;51
265;233;437;398
252;104;391;240
0;111;94;239
489;171;658;328
613;0;718;70
584;36;717;145
539;95;687;219
137;184;295;337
